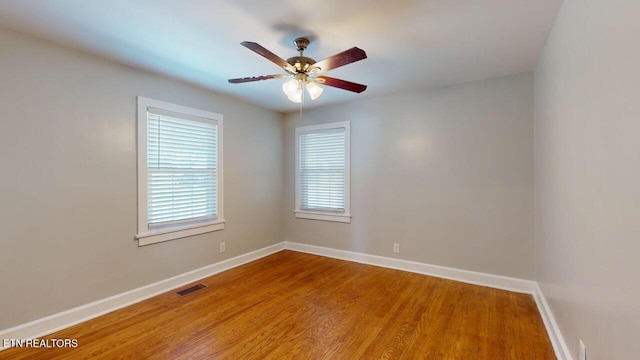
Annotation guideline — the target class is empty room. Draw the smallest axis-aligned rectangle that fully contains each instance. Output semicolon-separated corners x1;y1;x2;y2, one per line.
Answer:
0;0;638;359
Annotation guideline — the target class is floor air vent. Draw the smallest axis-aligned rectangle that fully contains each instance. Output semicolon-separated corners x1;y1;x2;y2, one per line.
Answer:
176;284;206;297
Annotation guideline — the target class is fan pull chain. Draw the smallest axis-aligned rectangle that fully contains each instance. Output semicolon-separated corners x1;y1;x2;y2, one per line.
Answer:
299;82;304;122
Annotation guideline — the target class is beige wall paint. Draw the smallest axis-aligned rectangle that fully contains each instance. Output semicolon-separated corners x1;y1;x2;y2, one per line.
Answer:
284;73;535;279
0;29;284;329
534;0;640;358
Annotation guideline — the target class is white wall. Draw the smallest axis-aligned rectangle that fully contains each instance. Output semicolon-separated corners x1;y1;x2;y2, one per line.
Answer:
284;73;535;279
0;29;284;329
534;0;640;358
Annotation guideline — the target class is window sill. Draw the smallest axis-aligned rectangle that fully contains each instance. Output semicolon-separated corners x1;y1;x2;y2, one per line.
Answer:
294;211;351;223
136;220;225;246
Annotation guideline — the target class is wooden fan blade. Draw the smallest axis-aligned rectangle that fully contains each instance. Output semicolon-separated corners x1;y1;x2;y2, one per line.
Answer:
313;47;367;74
315;76;367;93
228;74;287;83
241;41;292;70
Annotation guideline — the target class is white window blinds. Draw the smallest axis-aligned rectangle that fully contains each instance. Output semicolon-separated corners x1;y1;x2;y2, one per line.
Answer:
146;108;218;227
299;127;347;212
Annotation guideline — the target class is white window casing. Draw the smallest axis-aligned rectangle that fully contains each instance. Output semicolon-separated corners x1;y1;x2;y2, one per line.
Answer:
136;97;224;245
295;121;351;223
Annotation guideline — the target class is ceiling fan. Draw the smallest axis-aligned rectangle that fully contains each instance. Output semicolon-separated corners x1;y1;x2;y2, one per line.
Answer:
228;37;367;103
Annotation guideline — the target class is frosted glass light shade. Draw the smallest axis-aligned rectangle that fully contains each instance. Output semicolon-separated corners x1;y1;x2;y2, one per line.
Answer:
288;92;302;103
306;82;324;100
282;79;300;97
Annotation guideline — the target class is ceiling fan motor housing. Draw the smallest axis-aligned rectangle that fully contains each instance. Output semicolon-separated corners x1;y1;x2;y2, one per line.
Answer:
287;37;317;73
287;56;316;72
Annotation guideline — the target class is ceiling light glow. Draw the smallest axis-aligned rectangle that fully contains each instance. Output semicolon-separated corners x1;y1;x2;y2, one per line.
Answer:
306;82;324;100
282;78;324;103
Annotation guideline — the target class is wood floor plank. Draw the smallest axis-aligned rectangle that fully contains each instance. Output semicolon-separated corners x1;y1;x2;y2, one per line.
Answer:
1;250;555;359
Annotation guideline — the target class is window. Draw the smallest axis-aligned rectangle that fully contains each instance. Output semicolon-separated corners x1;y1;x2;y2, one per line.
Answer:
136;97;224;246
295;121;351;223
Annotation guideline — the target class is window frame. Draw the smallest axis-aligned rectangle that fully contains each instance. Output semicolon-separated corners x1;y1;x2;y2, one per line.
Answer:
294;121;351;223
135;96;224;246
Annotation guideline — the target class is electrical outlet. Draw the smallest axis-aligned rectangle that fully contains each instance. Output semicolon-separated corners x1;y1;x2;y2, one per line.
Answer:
579;340;586;360
219;242;226;253
393;243;400;254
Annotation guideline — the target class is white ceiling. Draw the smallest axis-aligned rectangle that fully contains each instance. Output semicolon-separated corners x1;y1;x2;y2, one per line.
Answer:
0;0;563;113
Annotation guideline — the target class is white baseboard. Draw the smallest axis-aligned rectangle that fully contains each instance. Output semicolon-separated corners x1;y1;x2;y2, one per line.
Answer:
284;241;536;294
532;283;573;360
0;242;285;350
285;241;570;360
1;240;568;360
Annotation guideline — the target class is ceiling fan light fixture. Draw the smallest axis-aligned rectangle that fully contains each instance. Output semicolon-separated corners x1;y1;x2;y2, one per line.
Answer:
288;91;302;103
306;81;324;100
282;79;300;97
229;38;367;104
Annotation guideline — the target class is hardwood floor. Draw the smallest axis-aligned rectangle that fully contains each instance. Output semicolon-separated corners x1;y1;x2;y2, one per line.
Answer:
1;251;555;359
